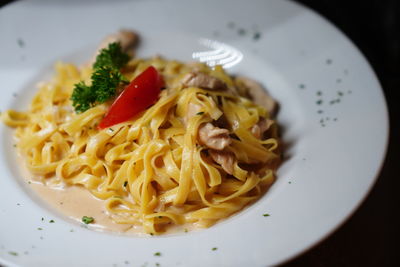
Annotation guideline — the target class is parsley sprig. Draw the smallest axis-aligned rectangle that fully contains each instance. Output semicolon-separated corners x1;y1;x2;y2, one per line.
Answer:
71;42;130;113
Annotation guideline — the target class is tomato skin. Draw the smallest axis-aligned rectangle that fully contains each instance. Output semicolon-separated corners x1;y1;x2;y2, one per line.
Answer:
98;66;163;129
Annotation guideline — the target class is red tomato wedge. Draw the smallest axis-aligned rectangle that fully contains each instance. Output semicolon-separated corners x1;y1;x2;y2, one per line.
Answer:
98;66;164;129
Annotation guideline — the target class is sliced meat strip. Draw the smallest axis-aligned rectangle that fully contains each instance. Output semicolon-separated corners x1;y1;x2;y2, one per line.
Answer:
181;72;227;91
209;150;235;175
250;117;274;139
198;122;232;151
235;76;277;116
89;30;139;65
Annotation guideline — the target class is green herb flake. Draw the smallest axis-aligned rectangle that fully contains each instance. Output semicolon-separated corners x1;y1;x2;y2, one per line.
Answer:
263;213;270;217
8;251;18;256
316;99;323;105
184;228;188;233
123;181;128;187
338;91;344;96
156;263;160;267
154;252;161;257
212;247;218;251
37;227;42;230
288;181;292;184
238;28;246;35
82;216;95;224
41;217;44;221
17;38;25;48
298;84;305;89
196;112;204;115
253;32;261;40
316;91;322;96
49;220;55;223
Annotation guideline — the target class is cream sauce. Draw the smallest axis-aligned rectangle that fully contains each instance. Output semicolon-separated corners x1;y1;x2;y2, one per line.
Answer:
29;181;136;233
22;166;196;235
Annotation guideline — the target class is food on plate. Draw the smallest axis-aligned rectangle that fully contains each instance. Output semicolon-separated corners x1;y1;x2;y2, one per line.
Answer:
1;30;281;234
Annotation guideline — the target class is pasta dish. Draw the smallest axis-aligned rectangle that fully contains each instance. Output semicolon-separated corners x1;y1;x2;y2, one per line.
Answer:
1;30;281;234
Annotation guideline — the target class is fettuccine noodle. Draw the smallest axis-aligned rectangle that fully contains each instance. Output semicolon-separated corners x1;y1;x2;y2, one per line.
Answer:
2;56;280;234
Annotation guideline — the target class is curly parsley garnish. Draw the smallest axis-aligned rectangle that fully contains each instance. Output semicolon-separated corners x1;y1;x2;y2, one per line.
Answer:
71;42;130;113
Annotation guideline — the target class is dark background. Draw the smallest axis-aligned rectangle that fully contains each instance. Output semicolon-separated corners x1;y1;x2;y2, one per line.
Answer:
1;0;399;266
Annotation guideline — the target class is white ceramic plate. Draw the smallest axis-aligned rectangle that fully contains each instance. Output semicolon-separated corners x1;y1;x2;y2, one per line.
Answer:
0;0;388;266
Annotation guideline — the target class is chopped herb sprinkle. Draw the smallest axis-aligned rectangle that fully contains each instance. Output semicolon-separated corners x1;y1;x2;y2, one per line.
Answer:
196;112;204;115
49;220;55;223
316;100;323;105
238;28;246;35
253;32;261;40
316;91;322;96
263;213;270;217
123;181;128;187
17;38;25;48
37;227;42;230
154;252;161;257
82;216;94;224
299;84;305;89
212;247;218;251
8;251;18;256
156;263;160;267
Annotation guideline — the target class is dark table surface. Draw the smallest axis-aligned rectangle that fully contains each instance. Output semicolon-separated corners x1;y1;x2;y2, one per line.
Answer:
1;0;399;266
